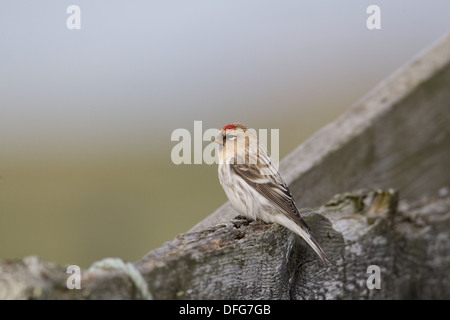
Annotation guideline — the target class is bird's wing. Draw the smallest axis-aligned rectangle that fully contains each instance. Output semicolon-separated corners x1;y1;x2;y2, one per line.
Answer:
231;153;311;232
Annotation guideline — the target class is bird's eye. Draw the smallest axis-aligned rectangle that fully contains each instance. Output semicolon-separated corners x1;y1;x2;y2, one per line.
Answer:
227;134;236;139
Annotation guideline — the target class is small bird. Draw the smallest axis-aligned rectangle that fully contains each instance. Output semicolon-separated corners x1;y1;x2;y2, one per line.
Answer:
214;123;332;265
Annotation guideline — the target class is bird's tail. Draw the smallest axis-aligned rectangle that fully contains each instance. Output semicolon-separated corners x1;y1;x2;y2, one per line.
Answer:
301;229;333;266
276;215;333;265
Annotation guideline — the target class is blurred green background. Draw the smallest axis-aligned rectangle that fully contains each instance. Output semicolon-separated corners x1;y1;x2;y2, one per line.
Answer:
1;1;449;267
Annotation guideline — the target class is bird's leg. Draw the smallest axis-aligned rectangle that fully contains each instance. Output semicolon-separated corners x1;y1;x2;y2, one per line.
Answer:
253;217;269;225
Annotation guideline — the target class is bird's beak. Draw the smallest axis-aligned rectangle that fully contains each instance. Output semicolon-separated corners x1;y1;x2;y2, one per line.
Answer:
213;133;223;145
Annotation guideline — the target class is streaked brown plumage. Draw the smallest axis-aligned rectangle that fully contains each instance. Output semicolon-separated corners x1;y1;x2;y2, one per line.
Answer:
214;123;332;265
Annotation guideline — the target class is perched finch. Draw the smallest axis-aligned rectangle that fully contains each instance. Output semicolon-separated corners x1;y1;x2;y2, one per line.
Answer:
214;123;332;265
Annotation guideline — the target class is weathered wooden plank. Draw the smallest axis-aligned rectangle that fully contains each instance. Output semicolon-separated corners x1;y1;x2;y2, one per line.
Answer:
1;189;449;299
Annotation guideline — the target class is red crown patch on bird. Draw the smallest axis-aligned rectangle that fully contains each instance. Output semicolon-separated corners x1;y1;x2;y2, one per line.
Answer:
222;124;237;131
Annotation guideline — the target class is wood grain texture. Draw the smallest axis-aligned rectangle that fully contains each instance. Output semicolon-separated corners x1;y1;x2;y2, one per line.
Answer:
1;189;449;299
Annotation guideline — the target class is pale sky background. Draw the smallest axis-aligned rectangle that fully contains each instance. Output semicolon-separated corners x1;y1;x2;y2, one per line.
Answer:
1;1;449;159
0;1;449;266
